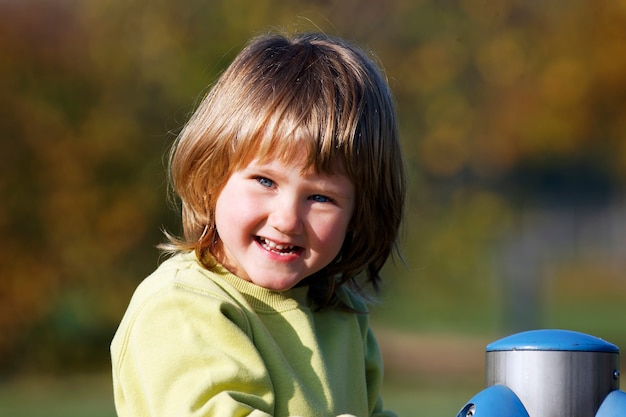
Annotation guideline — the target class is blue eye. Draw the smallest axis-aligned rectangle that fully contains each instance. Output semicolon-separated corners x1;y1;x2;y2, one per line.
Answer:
256;177;274;188
310;194;332;203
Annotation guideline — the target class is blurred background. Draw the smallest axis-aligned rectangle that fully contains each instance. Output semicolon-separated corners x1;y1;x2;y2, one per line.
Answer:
1;0;626;415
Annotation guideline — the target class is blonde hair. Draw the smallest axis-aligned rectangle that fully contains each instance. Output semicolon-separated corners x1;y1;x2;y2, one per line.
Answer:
164;32;405;308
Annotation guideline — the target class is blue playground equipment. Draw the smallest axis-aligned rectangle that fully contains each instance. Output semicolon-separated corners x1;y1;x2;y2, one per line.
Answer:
456;329;626;417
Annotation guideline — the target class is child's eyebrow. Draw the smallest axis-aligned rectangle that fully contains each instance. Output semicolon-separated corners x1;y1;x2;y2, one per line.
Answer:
306;175;355;198
242;164;281;176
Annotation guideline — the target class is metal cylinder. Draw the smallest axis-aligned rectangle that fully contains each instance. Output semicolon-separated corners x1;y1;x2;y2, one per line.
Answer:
486;329;620;417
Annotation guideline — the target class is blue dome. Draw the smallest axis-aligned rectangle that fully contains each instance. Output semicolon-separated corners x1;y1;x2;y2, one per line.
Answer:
486;329;619;353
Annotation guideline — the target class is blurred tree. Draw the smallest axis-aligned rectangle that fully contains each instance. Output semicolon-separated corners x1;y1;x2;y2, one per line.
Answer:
2;0;626;373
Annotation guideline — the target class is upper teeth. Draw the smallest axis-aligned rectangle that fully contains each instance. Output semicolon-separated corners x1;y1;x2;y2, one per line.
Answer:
263;238;293;251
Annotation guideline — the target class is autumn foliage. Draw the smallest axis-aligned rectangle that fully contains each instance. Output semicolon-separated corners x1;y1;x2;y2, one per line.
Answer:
2;0;626;373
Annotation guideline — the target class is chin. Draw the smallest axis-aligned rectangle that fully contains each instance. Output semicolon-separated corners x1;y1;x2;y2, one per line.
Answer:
260;277;302;292
267;282;298;292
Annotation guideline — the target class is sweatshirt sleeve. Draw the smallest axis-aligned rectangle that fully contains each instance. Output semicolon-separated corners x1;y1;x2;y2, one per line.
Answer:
364;325;398;417
111;277;275;417
339;288;397;417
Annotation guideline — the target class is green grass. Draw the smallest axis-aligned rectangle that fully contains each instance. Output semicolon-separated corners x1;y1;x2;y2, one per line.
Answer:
0;372;481;417
382;378;483;417
0;374;116;417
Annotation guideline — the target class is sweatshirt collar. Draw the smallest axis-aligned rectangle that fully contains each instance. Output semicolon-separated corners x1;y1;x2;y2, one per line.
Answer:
198;251;310;312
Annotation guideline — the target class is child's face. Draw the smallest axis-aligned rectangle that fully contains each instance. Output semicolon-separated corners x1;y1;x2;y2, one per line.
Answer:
213;154;355;291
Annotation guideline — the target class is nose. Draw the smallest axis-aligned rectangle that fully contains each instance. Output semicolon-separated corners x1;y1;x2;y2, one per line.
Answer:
268;196;304;235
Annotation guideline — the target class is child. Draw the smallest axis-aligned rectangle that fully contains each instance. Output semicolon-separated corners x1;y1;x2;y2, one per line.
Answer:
111;31;405;417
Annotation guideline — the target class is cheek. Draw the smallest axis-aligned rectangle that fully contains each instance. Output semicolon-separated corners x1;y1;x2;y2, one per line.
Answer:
314;215;352;253
215;187;260;234
214;186;241;234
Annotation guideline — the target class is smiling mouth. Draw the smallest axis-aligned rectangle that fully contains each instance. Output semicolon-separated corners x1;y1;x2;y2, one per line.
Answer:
256;237;302;255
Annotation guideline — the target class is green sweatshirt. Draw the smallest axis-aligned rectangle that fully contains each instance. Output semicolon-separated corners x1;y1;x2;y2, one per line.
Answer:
111;251;396;417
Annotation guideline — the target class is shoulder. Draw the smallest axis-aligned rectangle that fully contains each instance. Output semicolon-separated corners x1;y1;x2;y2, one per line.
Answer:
128;252;239;306
335;285;371;313
113;252;250;342
331;286;373;333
